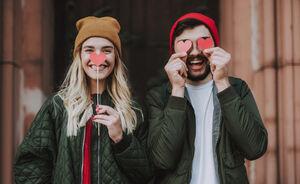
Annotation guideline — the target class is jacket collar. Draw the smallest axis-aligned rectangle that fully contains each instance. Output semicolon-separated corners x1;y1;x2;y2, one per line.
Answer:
165;76;238;95
91;90;114;107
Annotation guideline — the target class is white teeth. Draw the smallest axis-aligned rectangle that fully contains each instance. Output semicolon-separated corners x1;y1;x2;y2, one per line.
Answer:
190;61;201;64
91;65;97;70
90;65;106;71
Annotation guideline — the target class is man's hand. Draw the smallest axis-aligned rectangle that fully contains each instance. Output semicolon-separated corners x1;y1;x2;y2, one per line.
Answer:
164;52;188;97
204;47;231;92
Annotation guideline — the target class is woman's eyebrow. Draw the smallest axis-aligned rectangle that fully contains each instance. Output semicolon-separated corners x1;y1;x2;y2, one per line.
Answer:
83;45;113;49
83;45;95;49
102;46;114;49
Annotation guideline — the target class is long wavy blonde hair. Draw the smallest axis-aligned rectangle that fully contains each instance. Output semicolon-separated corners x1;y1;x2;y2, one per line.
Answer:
58;45;141;136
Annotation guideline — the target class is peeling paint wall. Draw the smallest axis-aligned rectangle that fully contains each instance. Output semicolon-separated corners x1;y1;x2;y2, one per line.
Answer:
251;0;260;72
1;0;53;183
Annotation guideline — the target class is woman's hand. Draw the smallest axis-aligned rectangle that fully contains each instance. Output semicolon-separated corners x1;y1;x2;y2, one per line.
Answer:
92;105;123;143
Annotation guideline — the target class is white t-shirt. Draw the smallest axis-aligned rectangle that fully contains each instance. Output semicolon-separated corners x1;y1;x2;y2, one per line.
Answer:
185;80;219;184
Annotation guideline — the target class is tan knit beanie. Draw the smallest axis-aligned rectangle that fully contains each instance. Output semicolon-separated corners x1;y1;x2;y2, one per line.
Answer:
73;16;122;57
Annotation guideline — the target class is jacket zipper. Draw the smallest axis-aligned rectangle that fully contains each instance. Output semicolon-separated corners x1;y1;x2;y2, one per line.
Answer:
186;101;195;183
216;136;223;184
98;124;101;184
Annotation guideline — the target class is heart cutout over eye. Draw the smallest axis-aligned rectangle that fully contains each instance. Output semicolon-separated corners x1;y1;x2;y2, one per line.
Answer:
197;37;214;50
90;52;106;66
177;40;192;53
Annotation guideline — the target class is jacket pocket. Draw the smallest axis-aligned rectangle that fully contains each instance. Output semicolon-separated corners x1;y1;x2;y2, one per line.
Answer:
176;158;189;175
222;152;244;168
222;152;249;184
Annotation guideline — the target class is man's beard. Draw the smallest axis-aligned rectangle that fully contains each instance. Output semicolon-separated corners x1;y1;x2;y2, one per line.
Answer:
186;54;211;81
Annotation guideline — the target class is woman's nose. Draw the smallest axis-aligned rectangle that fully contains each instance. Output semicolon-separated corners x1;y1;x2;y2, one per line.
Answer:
95;49;101;55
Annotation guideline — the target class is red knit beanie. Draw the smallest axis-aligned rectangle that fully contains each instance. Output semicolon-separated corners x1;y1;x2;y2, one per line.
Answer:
169;13;219;54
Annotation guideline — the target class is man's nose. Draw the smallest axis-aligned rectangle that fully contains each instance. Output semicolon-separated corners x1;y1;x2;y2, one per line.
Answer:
189;43;202;56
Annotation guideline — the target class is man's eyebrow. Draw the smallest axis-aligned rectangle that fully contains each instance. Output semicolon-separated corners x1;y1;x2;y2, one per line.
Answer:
177;36;211;42
177;39;191;42
200;36;211;39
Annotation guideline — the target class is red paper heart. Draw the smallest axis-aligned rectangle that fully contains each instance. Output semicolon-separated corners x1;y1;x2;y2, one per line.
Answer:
90;52;106;66
197;37;214;50
177;40;192;53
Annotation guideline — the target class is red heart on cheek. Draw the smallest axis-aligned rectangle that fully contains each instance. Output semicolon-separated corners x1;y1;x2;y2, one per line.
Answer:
177;40;192;53
90;52;106;66
197;37;214;50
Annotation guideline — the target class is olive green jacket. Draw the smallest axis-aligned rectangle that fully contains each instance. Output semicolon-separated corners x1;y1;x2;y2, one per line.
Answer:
14;91;153;184
146;77;268;184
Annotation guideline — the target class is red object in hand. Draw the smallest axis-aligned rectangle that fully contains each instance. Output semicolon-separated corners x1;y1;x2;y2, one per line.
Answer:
197;37;214;50
177;40;192;53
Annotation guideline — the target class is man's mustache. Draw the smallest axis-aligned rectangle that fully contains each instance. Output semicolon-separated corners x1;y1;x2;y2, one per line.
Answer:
186;54;208;64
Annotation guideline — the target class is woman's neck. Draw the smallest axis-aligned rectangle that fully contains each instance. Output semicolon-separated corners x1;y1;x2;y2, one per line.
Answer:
90;79;106;94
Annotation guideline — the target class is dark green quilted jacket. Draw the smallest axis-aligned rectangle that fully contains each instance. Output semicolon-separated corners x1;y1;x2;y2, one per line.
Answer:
14;91;153;184
146;77;268;184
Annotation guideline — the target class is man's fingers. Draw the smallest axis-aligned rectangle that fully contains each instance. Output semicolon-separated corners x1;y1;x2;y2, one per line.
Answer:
204;47;230;57
168;52;187;63
211;55;228;62
210;51;225;57
210;64;216;73
203;47;223;56
211;60;228;67
173;61;188;75
173;58;188;69
203;47;214;54
183;70;188;78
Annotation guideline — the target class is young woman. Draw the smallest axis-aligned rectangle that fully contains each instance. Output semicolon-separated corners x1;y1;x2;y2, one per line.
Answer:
14;16;153;184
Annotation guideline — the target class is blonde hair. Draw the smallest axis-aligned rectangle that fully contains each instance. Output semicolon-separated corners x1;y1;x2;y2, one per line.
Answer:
58;47;141;136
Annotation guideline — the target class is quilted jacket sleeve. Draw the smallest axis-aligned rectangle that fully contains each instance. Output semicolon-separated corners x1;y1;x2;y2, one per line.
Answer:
145;86;188;170
14;95;59;184
111;106;154;184
217;80;268;160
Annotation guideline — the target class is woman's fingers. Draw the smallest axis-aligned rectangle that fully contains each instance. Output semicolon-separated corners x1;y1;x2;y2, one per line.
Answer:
96;105;117;117
92;118;110;126
93;114;113;121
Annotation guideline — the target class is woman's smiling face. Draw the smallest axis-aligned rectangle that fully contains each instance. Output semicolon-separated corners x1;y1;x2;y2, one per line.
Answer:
81;37;116;82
